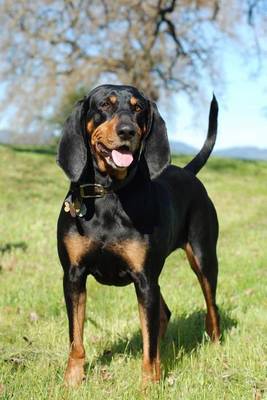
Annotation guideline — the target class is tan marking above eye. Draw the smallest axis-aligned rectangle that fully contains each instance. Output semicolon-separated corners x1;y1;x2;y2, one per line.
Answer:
130;96;138;106
109;95;117;104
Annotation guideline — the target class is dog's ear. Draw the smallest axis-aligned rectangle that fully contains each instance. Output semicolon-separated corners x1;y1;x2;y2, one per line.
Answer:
57;98;89;182
143;101;171;178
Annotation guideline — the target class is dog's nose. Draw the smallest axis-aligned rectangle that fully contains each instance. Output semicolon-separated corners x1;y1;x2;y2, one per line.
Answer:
117;124;136;139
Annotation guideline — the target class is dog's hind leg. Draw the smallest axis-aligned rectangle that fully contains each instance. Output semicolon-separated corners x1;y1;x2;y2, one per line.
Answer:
185;243;220;342
159;293;171;339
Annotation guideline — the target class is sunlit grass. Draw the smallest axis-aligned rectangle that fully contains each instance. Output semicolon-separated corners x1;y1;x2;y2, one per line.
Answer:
0;145;266;399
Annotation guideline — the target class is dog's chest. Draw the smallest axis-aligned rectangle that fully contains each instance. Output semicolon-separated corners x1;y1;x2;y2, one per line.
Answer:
62;191;154;285
65;208;148;285
81;234;148;285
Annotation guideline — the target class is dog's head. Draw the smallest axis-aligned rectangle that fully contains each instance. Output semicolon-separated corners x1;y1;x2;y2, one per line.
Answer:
57;84;170;182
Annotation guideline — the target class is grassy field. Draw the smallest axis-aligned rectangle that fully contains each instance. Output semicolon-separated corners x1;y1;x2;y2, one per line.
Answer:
0;144;266;399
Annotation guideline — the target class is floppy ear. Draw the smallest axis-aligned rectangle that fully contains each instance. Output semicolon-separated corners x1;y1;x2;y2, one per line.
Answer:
143;102;171;178
57;98;89;182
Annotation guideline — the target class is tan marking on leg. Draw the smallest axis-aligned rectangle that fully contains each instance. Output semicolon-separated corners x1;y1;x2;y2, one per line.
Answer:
107;240;148;273
138;302;160;385
185;243;220;341
202;277;220;341
64;235;94;266
138;303;150;375
64;290;87;387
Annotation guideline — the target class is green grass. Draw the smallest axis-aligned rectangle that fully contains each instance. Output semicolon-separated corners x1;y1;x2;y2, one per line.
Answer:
0;144;267;399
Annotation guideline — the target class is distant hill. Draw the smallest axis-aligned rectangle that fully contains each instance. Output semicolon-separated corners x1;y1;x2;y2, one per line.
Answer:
1;133;266;161
0;129;55;145
169;141;197;155
214;147;267;161
170;141;267;161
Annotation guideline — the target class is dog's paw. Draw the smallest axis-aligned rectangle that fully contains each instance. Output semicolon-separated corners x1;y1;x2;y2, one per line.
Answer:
64;358;85;387
205;313;221;342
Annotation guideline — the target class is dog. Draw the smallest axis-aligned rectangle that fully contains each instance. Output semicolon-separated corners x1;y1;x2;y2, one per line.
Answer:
57;84;220;387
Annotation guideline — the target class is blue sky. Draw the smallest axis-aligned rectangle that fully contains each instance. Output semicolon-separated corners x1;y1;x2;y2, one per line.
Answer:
164;43;267;150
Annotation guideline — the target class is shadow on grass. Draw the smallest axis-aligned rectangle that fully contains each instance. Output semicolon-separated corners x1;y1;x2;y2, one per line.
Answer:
86;307;237;374
0;241;28;254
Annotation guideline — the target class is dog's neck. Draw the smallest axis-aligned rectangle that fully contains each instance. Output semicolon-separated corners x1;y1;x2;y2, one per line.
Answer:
68;155;156;232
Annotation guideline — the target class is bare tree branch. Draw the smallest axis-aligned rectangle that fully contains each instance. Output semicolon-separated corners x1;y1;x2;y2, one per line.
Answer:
0;0;265;130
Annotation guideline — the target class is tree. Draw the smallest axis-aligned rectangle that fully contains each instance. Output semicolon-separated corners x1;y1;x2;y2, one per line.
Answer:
0;0;266;131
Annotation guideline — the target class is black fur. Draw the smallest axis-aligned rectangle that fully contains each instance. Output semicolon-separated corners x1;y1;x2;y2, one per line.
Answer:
57;99;89;182
57;84;220;385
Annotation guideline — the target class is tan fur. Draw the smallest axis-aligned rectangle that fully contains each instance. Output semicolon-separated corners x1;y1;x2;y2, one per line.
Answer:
87;119;94;134
64;234;94;265
90;116;119;147
138;303;150;374
184;243;220;341
87;117;120;168
138;301;161;384
87;117;123;176
130;96;138;106
86;114;142;180
64;290;87;387
107;239;147;272
109;95;117;104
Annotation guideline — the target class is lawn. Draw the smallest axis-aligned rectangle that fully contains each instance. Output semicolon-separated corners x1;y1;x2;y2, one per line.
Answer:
0;144;266;399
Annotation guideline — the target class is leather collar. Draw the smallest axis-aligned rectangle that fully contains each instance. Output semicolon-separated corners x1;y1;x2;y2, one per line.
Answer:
76;183;113;198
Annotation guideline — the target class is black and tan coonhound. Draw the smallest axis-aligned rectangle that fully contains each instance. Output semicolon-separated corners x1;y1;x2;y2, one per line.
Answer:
57;84;220;387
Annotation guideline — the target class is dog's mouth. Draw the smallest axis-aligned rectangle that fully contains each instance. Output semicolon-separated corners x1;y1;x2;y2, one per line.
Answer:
96;142;134;169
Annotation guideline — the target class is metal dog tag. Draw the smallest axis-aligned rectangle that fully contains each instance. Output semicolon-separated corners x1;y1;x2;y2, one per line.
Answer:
77;202;87;217
64;201;70;213
64;200;76;217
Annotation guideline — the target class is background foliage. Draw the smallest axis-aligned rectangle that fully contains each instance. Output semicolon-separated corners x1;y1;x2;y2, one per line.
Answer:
0;0;266;131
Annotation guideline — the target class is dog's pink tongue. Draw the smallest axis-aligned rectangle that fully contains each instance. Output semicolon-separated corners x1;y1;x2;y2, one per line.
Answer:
111;149;133;167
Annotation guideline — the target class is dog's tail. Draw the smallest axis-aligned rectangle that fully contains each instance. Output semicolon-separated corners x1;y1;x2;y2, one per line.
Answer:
184;95;218;176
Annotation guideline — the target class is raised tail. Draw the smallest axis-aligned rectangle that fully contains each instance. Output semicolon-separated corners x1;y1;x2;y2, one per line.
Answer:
184;95;218;175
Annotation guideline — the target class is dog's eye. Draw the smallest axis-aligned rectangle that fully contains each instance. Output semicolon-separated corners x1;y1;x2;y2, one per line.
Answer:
135;104;142;112
100;100;111;109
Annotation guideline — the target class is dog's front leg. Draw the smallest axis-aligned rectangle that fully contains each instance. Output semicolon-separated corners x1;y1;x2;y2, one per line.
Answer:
63;266;87;387
135;279;161;385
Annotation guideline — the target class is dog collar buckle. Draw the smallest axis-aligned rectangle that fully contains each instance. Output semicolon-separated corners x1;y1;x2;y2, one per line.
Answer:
79;183;111;198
